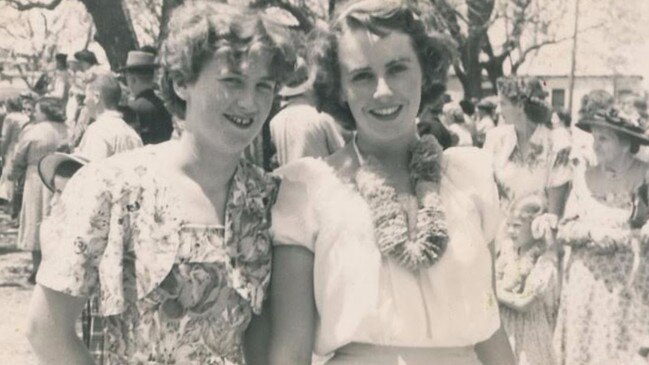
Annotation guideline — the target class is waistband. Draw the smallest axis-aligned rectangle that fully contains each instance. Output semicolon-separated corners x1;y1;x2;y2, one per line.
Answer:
328;343;479;365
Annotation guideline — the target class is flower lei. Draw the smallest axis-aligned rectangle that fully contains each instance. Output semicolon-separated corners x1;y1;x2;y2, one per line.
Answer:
353;135;449;271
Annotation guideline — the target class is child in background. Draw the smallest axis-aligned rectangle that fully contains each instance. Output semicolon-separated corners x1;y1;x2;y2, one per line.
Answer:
496;195;558;365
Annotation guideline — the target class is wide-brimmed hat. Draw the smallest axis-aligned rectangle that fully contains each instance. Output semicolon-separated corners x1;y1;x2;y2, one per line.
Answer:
38;153;89;192
118;51;158;72
576;108;649;146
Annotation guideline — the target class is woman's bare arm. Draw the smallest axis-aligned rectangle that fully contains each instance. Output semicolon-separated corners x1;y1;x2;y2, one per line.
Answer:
268;245;316;365
27;285;93;365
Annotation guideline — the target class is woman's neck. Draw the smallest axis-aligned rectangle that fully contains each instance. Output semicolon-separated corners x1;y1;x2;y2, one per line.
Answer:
601;152;635;178
174;132;241;190
514;118;536;147
355;131;416;171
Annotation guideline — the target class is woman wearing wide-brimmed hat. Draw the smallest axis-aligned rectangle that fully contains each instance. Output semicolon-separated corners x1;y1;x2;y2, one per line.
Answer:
554;89;649;365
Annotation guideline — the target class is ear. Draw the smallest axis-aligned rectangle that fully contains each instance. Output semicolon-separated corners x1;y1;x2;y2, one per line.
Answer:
172;78;189;101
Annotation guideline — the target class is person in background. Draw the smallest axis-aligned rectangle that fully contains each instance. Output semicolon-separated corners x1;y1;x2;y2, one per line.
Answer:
270;57;346;166
417;108;454;149
474;98;497;147
442;103;473;147
9;97;68;284
27;2;296;364
269;1;515;364
10;96;36;221
496;194;558;365
70;49;105;147
121;49;174;145
47;53;71;106
0;97;29;204
483;76;571;253
76;74;142;160
555;93;649;365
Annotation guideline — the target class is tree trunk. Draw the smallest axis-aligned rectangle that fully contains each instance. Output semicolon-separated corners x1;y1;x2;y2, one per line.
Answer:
80;0;139;70
158;0;184;45
461;32;484;100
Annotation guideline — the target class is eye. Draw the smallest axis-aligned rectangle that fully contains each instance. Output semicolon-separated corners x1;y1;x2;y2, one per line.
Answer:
256;81;275;92
220;76;244;87
387;63;408;75
351;71;374;83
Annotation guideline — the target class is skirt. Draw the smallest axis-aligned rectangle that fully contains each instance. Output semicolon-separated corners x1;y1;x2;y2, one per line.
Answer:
326;343;481;365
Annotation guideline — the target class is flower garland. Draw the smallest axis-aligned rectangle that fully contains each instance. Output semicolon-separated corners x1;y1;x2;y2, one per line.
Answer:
354;135;449;271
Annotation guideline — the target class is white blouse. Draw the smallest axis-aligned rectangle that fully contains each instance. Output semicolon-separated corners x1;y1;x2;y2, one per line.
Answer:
271;147;502;355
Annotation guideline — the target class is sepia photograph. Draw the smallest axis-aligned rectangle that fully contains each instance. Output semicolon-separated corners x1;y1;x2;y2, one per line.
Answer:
0;0;648;363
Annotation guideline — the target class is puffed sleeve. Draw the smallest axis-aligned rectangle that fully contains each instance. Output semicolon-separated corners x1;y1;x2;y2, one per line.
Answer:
547;127;572;188
270;159;321;252
444;147;502;245
36;163;115;299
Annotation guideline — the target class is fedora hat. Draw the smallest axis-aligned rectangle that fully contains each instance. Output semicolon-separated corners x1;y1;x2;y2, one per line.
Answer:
576;107;649;146
119;51;158;72
38;153;89;192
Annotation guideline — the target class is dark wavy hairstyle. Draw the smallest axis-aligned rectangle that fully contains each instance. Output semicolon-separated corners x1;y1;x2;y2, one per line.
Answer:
36;97;65;123
497;76;552;125
310;0;455;130
159;2;297;119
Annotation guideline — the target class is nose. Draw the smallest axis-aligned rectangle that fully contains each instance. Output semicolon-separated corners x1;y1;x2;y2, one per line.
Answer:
373;77;393;100
236;83;257;112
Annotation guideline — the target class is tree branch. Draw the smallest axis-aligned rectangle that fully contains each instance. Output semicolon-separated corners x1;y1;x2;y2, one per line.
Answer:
3;0;63;11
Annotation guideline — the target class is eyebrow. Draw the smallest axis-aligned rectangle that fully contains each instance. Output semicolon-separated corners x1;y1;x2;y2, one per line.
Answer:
349;57;414;74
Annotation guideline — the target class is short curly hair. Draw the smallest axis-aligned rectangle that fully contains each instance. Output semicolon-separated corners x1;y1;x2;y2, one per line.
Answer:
36;97;65;123
497;76;552;125
159;2;297;119
310;0;455;130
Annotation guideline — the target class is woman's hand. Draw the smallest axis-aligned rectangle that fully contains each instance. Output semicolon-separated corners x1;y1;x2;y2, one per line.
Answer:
27;285;94;365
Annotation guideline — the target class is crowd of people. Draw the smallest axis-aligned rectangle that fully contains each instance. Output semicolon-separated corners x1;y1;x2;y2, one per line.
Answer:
0;0;645;364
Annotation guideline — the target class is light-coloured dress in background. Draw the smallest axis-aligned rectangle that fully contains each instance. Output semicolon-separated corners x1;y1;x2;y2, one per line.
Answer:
10;120;68;251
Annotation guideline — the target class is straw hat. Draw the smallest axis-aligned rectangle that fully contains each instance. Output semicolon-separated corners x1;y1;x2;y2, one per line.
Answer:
576;108;649;146
118;51;158;72
38;153;89;192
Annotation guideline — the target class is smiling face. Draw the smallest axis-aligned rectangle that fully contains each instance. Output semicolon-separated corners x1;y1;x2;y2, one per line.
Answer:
337;28;422;143
591;125;632;165
175;48;276;155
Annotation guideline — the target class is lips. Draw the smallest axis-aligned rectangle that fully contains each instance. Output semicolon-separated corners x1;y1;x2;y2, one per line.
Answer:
367;105;403;120
224;113;254;128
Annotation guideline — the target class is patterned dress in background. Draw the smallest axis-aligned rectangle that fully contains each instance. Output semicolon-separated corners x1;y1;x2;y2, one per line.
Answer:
37;144;279;364
497;241;559;365
555;165;649;365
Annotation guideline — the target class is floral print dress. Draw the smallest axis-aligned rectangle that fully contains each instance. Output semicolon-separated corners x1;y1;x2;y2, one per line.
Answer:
554;165;649;365
37;143;279;364
496;241;559;365
483;123;572;211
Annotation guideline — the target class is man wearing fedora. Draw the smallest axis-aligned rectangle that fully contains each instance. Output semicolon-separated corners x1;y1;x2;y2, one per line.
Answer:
120;49;173;145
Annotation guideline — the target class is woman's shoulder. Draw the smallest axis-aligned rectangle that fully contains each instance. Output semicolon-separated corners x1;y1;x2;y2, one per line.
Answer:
443;147;494;178
69;145;164;195
273;155;339;185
